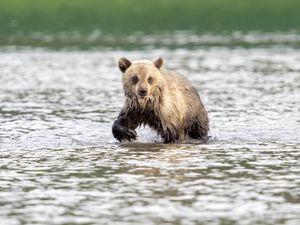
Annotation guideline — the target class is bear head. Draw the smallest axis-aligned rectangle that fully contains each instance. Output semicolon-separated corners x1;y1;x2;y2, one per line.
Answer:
118;57;164;107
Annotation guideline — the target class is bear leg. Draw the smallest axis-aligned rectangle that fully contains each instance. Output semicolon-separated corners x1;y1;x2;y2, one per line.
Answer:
161;128;178;143
112;119;137;142
188;121;208;141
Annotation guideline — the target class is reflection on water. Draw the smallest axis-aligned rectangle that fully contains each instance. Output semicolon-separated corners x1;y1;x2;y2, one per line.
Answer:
0;48;299;225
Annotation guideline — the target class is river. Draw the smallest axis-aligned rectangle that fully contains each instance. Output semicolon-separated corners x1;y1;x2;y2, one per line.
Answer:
0;47;299;225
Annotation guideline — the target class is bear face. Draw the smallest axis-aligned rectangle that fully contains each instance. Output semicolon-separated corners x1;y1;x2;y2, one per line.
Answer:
119;57;164;107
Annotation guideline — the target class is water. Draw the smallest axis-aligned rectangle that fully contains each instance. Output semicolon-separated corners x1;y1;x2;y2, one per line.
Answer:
0;47;299;225
4;31;300;49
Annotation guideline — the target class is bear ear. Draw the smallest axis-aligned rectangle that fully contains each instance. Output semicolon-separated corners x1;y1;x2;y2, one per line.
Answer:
154;57;164;69
118;57;132;73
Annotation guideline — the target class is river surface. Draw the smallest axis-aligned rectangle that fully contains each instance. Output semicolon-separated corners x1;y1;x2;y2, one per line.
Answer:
0;47;299;225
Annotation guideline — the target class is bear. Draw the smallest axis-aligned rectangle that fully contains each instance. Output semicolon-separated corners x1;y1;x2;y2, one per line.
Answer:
112;57;209;143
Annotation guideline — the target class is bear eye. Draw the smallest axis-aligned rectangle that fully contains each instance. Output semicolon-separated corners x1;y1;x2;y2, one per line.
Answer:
131;75;139;85
148;76;154;84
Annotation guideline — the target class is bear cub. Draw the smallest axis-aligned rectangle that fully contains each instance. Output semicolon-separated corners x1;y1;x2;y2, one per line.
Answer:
112;57;209;143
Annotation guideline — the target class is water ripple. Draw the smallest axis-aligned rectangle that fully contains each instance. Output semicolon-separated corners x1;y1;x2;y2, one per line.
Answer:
0;48;299;225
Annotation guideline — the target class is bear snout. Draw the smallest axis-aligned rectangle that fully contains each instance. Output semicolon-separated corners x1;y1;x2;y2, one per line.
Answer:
138;89;148;97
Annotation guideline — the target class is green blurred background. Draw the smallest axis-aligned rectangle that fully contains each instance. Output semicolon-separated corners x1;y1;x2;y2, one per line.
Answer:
1;0;300;48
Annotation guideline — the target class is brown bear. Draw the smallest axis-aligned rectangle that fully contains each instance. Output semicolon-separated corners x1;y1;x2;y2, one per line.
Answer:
112;57;209;143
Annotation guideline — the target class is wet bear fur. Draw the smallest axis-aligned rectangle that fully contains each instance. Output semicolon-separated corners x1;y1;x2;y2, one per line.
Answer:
112;57;209;143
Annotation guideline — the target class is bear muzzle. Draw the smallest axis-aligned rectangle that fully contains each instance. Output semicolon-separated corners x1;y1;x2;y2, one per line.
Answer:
138;89;148;97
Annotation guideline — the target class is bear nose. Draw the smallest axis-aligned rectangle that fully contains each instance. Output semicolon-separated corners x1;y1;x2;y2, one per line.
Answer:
139;89;148;97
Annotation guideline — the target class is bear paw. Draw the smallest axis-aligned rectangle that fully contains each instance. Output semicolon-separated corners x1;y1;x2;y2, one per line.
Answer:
112;124;137;142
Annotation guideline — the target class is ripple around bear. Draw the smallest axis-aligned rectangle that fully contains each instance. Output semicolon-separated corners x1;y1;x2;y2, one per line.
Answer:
112;57;209;143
